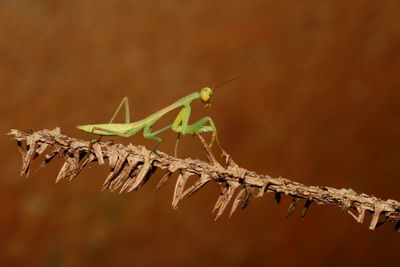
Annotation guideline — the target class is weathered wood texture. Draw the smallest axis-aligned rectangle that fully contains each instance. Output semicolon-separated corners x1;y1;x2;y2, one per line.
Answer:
8;128;400;231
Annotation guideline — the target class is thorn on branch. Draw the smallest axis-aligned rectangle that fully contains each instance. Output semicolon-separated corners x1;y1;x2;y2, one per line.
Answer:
300;199;313;221
286;197;299;218
241;185;254;209
153;171;172;194
274;191;281;205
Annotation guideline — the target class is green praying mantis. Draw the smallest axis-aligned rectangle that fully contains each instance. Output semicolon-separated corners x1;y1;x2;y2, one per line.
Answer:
77;77;242;164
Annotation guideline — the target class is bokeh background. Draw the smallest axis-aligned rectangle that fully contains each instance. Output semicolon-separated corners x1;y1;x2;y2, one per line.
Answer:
1;0;399;266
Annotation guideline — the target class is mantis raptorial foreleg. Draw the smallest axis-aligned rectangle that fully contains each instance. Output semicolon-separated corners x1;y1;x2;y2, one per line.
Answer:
171;103;217;158
171;107;232;165
180;119;235;166
171;106;231;165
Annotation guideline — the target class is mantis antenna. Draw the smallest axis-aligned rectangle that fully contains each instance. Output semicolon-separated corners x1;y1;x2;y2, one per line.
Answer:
211;75;245;90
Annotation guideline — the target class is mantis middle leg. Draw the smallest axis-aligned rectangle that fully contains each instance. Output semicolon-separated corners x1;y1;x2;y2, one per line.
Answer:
143;121;174;153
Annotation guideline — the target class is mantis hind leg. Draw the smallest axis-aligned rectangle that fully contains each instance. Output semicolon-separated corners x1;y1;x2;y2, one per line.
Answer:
109;96;131;124
79;128;99;169
84;125;135;160
91;97;131;151
80;97;132;166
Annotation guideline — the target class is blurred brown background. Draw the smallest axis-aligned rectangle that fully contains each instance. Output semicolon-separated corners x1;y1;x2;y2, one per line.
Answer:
1;0;399;266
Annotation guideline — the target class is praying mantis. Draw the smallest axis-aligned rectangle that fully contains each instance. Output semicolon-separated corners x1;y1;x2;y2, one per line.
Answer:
77;78;242;164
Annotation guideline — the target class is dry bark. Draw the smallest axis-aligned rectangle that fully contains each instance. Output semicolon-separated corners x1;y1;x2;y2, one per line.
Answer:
7;128;400;232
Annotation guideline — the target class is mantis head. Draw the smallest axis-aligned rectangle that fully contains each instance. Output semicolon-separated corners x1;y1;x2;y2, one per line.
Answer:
200;87;213;107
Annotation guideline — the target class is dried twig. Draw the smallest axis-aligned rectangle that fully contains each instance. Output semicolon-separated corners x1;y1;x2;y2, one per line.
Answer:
7;128;400;231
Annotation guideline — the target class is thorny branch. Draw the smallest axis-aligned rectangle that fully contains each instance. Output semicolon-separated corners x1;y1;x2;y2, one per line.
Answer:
8;128;400;232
